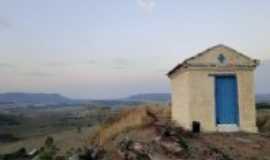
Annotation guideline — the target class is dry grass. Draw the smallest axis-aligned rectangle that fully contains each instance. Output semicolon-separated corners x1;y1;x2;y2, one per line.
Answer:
88;105;270;146
87;104;170;146
0;127;94;155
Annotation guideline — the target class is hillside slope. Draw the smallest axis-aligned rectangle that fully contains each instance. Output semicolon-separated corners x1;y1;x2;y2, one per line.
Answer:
87;106;270;160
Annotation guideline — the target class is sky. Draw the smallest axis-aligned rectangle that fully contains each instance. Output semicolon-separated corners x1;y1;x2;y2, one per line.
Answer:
0;0;270;99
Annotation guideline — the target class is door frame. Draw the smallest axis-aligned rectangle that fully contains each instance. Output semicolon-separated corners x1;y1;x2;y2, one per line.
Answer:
214;74;240;126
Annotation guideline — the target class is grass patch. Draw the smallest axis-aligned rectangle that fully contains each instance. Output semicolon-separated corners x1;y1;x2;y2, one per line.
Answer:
87;105;170;146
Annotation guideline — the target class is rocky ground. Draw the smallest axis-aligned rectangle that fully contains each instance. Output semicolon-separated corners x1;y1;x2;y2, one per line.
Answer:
109;121;270;160
86;106;270;160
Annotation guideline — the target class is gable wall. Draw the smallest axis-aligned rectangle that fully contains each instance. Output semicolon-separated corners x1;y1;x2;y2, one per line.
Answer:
187;47;255;66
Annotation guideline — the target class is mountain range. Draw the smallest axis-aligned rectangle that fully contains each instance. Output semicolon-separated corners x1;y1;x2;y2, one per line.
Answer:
0;92;171;107
256;94;270;104
126;93;171;102
0;92;269;107
0;93;75;105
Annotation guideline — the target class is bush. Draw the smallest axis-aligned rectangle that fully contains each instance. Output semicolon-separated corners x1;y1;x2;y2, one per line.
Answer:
256;103;270;110
257;111;270;132
39;137;58;160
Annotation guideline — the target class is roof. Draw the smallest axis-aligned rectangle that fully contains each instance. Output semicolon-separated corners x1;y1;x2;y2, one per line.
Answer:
167;44;260;76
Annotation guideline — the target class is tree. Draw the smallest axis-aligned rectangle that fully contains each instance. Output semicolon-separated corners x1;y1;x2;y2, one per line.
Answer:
39;136;58;160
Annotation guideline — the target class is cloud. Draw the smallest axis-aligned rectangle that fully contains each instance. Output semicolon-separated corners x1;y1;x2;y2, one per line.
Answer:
156;69;168;74
0;17;11;30
46;62;71;67
0;63;15;69
88;59;97;65
137;0;156;14
112;58;132;70
46;59;97;67
113;58;130;66
24;71;54;77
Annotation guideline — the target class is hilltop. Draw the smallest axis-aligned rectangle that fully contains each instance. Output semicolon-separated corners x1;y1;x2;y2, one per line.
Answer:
86;105;270;160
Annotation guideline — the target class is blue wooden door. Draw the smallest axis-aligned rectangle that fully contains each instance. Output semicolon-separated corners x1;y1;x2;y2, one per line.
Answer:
215;76;239;124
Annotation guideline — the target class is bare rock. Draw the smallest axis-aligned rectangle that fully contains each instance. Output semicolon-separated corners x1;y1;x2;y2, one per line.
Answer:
235;137;253;144
159;141;183;154
118;138;151;160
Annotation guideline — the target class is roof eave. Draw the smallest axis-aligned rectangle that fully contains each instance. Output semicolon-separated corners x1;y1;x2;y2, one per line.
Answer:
167;63;188;77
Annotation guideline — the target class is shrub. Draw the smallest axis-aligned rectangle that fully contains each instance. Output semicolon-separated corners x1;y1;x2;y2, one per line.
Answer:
39;137;58;160
256;103;270;110
257;111;270;132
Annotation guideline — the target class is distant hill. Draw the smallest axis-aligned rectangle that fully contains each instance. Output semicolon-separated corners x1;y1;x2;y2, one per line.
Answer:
256;94;270;104
126;93;270;104
0;93;74;105
1;92;268;108
256;60;270;97
87;100;144;108
125;93;171;103
82;93;171;108
0;92;171;108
